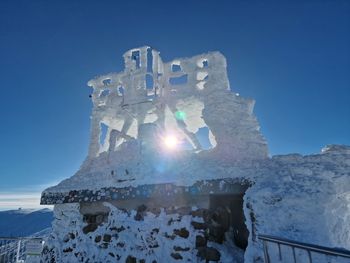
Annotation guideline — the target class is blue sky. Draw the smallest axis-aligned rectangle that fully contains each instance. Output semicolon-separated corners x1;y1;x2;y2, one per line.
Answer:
0;0;349;209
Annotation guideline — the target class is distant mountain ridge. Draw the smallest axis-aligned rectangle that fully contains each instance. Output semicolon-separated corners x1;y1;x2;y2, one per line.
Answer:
0;208;53;237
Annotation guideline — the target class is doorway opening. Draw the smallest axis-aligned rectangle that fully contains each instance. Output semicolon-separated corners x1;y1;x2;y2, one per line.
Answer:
209;192;249;250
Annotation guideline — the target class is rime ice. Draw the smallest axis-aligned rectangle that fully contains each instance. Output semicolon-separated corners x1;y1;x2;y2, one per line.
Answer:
41;47;350;263
86;46;267;161
43;46;268;193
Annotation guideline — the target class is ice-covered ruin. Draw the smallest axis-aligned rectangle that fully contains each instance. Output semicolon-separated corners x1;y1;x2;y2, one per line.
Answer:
41;46;350;263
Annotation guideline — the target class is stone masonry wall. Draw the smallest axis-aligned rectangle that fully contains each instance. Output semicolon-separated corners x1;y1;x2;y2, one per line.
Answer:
42;202;244;263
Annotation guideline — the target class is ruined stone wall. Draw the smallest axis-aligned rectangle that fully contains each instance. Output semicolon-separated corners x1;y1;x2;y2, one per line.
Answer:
83;46;268;164
42;145;350;263
40;45;350;262
42;202;244;263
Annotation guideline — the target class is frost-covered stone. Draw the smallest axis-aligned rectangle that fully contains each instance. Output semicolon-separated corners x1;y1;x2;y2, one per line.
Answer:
40;47;350;263
43;46;267;195
42;203;244;263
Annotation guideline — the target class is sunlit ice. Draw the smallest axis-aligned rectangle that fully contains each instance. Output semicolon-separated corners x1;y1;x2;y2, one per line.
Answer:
163;135;179;149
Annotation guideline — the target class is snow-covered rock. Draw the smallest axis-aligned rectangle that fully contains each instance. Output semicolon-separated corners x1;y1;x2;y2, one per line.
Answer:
42;203;244;262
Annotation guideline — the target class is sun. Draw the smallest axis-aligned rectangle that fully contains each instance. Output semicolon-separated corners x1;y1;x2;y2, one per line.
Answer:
163;135;179;149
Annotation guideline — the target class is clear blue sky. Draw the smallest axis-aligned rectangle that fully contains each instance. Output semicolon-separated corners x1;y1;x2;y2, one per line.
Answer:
0;0;349;209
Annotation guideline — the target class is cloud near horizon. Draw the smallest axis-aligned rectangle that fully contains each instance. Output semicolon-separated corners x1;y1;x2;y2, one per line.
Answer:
0;192;52;211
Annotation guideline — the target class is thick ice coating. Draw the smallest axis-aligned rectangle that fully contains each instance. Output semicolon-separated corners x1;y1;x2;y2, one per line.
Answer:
43;46;268;193
40;47;350;263
86;46;267;161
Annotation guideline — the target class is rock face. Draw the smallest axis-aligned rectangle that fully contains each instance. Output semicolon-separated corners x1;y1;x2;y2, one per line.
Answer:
40;46;350;263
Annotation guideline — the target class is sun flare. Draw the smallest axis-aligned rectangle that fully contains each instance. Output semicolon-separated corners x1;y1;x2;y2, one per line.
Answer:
163;135;179;149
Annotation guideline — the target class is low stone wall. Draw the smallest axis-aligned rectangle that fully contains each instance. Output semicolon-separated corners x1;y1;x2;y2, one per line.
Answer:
41;146;350;262
42;202;244;263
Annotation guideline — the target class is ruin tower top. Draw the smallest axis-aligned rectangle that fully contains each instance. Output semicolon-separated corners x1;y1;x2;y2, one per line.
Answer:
42;46;268;195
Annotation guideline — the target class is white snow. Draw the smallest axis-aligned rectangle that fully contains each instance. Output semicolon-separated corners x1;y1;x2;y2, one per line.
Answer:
41;47;350;262
44;47;268;194
44;203;244;262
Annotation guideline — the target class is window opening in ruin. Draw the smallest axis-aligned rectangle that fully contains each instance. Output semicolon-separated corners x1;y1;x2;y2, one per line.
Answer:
147;48;153;73
197;58;209;68
209;190;249;250
172;64;181;72
131;50;140;69
169;74;188;85
99;123;108;146
103;79;111;86
83;213;109;225
195;127;213;150
100;89;110;97
202;60;208;67
118;86;125;96
146;74;154;90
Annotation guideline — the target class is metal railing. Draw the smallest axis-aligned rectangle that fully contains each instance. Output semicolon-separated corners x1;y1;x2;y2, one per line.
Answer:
0;237;43;263
259;234;350;263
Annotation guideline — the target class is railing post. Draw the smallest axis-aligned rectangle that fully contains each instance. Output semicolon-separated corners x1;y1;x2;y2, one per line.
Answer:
307;250;313;263
263;240;270;263
16;239;21;263
6;241;10;263
292;247;297;263
259;234;350;263
278;242;282;260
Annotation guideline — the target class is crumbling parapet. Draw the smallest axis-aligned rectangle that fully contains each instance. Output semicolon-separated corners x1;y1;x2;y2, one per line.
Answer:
85;46;268;163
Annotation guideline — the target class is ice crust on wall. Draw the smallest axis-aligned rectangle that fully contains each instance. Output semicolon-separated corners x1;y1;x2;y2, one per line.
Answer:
41;47;350;262
42;203;244;263
243;145;350;262
44;46;268;194
42;145;350;262
86;46;268;161
87;145;350;262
